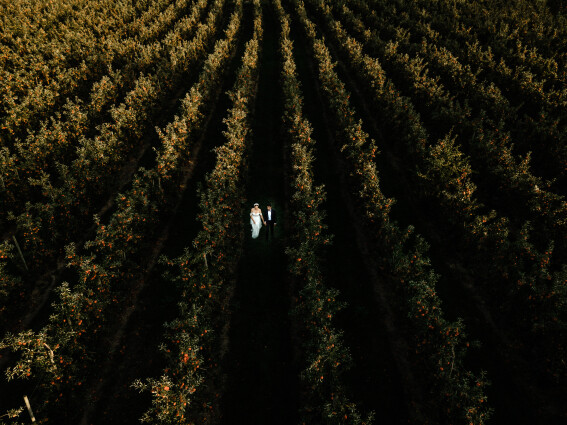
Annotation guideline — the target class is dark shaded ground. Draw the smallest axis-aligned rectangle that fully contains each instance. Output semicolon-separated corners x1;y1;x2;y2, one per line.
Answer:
219;1;299;423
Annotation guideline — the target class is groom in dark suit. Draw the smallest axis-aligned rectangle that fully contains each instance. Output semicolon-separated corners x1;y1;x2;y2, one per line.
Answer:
263;204;277;241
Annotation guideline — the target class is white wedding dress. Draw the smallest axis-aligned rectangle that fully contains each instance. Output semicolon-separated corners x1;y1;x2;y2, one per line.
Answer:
250;212;262;239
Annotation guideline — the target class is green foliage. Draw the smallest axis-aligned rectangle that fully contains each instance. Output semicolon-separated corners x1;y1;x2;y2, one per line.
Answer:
0;0;565;422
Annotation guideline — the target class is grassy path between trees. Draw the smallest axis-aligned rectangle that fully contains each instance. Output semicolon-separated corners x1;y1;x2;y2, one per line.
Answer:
219;1;299;423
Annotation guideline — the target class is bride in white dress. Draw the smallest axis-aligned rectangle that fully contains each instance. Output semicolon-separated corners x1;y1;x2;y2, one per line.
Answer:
250;203;265;239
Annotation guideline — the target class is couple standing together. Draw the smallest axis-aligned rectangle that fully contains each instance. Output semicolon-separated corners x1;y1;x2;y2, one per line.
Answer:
250;202;277;240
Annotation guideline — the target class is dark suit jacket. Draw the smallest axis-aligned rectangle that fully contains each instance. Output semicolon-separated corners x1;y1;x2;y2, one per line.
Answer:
263;209;277;224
